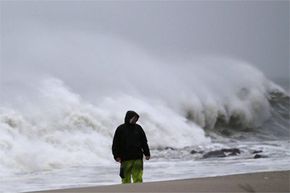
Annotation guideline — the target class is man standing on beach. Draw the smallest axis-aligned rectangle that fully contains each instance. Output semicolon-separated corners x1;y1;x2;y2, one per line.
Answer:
112;110;150;183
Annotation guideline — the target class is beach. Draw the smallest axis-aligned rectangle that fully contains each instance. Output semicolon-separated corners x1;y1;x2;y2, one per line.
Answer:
27;170;289;193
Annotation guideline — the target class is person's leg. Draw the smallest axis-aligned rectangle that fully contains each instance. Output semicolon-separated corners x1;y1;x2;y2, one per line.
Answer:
132;159;143;183
121;160;133;184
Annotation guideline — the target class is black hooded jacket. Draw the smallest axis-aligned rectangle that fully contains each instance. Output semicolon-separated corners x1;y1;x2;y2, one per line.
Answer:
112;111;150;161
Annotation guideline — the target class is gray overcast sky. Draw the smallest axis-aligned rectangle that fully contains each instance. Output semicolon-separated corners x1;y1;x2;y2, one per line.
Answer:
0;1;289;84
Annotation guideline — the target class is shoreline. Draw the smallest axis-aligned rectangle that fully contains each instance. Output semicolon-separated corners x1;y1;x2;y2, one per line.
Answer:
26;170;290;193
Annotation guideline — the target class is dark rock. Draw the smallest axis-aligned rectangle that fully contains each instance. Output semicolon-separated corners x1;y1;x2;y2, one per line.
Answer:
190;150;198;154
203;150;226;159
253;150;263;154
202;148;241;159
221;148;241;156
190;150;204;154
254;154;268;159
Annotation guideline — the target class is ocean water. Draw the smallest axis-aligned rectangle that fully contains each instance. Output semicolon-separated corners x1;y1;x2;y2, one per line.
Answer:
0;62;289;192
0;31;289;192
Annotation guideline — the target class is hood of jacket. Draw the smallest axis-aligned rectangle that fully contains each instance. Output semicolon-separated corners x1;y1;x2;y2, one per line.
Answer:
124;110;139;124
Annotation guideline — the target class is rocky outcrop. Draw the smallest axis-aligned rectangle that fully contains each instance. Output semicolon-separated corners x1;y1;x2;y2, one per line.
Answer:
253;154;268;159
202;150;226;158
252;150;263;154
190;150;204;154
202;148;241;159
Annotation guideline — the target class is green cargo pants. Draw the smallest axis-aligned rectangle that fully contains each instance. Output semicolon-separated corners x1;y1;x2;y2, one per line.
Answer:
120;159;143;183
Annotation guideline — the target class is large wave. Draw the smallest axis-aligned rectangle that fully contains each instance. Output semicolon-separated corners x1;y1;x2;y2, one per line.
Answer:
0;62;288;174
0;30;289;174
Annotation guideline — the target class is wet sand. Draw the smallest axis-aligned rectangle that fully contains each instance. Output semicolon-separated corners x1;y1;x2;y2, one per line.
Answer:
27;170;289;193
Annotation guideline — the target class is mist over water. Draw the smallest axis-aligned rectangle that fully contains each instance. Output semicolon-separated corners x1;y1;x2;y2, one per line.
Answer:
0;27;289;177
0;28;288;193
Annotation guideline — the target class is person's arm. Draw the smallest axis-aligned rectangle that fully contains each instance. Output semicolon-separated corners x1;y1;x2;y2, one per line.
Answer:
112;127;122;162
140;126;150;160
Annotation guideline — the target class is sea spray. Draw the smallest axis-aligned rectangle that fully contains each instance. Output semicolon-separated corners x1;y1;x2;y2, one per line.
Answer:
0;69;287;174
0;78;211;174
0;30;288;175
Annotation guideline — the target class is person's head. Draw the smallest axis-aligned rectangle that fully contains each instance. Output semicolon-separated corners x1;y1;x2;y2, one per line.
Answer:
129;115;138;124
124;110;139;124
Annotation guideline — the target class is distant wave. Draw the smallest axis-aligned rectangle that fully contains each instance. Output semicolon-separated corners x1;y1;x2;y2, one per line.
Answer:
202;89;290;140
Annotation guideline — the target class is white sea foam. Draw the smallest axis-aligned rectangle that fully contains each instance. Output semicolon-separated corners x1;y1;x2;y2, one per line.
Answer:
0;78;210;173
0;30;287;174
0;64;283;174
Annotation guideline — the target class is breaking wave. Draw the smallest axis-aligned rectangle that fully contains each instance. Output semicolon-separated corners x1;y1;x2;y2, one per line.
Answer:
0;62;289;174
0;30;289;174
